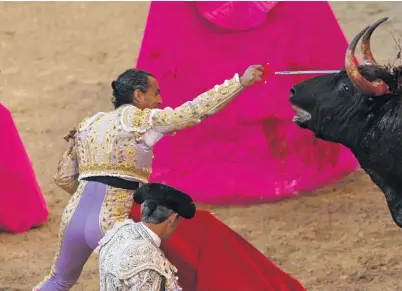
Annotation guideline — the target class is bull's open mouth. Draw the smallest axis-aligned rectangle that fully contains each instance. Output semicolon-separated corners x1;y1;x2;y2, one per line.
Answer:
291;105;311;123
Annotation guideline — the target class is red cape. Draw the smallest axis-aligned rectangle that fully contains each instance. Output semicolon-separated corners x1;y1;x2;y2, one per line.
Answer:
130;206;305;291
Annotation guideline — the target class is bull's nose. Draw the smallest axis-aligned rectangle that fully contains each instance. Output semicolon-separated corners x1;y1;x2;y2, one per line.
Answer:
289;87;296;99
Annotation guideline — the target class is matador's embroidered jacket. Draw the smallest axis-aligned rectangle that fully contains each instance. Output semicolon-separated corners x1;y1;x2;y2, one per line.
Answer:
54;74;244;193
95;220;180;291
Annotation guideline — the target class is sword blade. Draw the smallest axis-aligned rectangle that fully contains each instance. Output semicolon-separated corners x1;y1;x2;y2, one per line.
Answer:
274;70;341;75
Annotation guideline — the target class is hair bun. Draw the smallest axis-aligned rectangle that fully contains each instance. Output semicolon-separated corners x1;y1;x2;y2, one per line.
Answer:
111;80;117;90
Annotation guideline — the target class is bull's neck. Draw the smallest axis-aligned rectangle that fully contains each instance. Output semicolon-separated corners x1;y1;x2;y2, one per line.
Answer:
347;106;402;188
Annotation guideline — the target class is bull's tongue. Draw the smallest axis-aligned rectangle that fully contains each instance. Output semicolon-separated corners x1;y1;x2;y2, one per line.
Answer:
291;104;304;113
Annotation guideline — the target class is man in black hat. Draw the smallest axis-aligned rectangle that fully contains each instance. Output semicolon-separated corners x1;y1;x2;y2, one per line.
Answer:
95;183;196;291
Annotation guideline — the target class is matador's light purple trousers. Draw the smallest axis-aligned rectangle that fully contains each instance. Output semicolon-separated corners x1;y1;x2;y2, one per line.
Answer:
33;181;134;290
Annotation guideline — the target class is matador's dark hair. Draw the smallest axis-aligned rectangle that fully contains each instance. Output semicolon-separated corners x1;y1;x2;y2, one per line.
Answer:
111;68;154;108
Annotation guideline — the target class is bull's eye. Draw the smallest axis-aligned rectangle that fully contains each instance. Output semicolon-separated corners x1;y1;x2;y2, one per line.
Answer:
343;85;350;92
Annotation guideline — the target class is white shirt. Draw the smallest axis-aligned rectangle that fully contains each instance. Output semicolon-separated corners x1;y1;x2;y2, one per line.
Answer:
141;222;161;247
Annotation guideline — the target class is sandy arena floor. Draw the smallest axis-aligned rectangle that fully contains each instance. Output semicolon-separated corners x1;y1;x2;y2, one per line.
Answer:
1;2;402;291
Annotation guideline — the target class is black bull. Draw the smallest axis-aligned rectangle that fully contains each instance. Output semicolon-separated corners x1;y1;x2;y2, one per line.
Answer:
289;17;402;228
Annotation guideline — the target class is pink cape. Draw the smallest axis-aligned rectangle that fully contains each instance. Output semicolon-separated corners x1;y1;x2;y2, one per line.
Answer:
137;1;358;204
0;104;49;233
195;2;279;31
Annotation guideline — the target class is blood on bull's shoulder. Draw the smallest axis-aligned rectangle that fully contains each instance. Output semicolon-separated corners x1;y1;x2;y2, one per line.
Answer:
289;16;402;228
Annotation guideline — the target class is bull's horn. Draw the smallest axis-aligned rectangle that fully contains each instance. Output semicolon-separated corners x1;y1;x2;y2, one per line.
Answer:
361;17;389;65
345;24;390;96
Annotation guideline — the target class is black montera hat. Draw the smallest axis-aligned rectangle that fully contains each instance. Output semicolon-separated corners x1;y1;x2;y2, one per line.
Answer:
134;183;196;219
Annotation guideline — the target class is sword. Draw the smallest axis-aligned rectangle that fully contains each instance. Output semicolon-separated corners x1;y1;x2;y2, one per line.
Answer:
273;70;341;75
258;63;341;84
